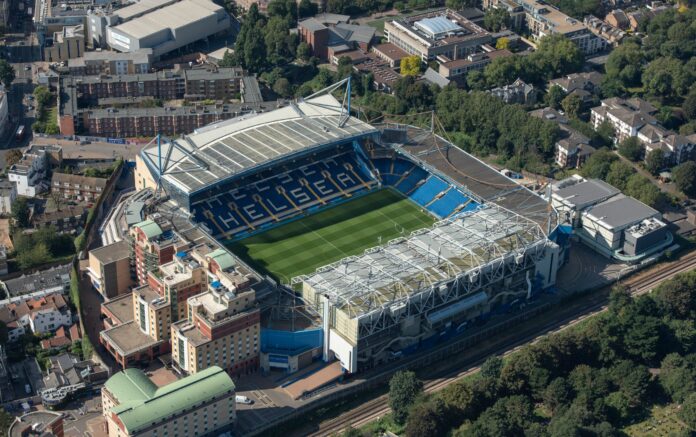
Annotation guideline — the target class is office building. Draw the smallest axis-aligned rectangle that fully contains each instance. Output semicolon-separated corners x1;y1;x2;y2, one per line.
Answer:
44;24;85;62
384;9;491;62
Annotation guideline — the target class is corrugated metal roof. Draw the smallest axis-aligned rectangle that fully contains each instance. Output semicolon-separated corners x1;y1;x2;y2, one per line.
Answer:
208;248;236;271
133;219;163;238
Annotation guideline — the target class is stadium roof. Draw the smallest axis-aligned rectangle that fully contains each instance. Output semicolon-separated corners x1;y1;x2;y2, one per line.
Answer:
142;93;377;195
299;205;547;318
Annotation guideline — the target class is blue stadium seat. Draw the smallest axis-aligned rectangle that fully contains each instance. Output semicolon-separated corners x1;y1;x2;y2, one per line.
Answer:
409;176;449;207
428;189;472;218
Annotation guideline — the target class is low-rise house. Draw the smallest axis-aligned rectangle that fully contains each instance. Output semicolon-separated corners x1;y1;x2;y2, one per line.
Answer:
488;78;536;105
1;264;71;300
530;107;595;169
584;15;626;45
32;204;88;232
549;72;603;103
40;324;81;350
0;293;72;341
51;172;107;201
604;9;629;29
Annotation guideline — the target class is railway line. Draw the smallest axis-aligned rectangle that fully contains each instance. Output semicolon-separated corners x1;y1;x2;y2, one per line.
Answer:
307;251;696;437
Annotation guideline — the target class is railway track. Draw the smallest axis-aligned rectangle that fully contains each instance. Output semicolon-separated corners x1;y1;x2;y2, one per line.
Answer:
308;252;696;437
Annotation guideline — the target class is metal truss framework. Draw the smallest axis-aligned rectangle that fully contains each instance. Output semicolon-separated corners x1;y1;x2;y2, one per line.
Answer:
296;204;550;338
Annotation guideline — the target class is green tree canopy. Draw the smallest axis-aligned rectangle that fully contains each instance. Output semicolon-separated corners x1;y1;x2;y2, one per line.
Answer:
483;8;511;32
389;370;423;424
12;197;30;228
645;149;664;175
617;137;643;161
672;161;696;197
0;60;15;88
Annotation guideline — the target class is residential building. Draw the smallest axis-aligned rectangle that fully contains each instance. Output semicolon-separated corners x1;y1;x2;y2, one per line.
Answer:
171;245;260;377
40;324;80;350
0;179;17;215
8;145;63;197
385;9;491;62
44;24;85;62
531;107;594;169
549;72;603;103
0;89;9;140
51;172;107;201
87;240;133;299
299;15;375;61
0;246;7;276
1;264;71;300
484;0;608;54
605;9;629;29
488;78;537;105
438;48;512;80
67;49;154;75
102;366;236;437
62;67;243;103
101;292;134;330
584;15;626;45
591;97;658;143
100;244;207;367
128;219;184;285
0;293;72;341
32;204;88;231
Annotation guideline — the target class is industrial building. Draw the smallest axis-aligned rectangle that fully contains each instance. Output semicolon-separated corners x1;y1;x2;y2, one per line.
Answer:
105;0;231;58
134;82;561;374
102;366;236;437
551;175;672;262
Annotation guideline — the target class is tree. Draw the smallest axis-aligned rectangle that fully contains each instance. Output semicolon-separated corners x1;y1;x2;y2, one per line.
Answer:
388;370;423;424
561;94;583;119
581;149;617;180
672;161;696;197
546;85;566;109
0;408;14;434
496;37;509;50
273;78;292;97
298;0;318;18
684;89;696;121
4;149;23;167
218;50;236;68
480;356;504;379
0;60;15;88
679;392;696;431
605;42;643;89
12;197;30;227
543;377;572;414
606;160;635;191
405;398;449;437
400;55;422;77
645;149;664;175
17;242;51;269
534;35;584;79
445;0;478;10
484;8;511;32
643;57;690;102
297;42;311;61
33;85;52;109
617;137;643;161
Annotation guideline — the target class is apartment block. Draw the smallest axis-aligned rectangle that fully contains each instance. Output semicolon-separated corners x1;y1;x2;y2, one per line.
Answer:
484;0;608;54
8;145;63;197
87;240;133;299
128;219;181;285
171;245;260;377
51;172;107;201
103;366;236;437
385;9;491;62
67;49;153;75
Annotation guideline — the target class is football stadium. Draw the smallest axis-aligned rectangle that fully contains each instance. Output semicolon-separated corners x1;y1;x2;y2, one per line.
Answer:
135;82;561;373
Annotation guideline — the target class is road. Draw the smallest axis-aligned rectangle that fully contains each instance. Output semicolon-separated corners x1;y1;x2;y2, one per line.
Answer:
299;250;696;436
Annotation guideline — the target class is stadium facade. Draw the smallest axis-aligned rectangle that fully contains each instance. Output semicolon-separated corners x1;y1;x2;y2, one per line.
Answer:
135;82;561;373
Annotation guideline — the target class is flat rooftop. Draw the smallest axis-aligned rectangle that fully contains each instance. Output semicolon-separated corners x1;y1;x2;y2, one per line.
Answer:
584;195;659;230
111;0;224;40
90;240;130;264
103;293;134;324
552;178;621;210
141;93;377;195
301;205;547;318
100;321;162;356
113;0;176;21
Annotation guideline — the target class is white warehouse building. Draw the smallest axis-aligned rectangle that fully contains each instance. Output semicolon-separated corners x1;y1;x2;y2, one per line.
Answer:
106;0;231;58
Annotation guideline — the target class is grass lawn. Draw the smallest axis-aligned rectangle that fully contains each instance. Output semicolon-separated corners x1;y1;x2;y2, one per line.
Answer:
624;403;689;436
227;189;434;283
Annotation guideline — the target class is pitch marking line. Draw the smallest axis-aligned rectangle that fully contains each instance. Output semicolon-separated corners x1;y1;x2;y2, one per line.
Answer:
297;221;351;258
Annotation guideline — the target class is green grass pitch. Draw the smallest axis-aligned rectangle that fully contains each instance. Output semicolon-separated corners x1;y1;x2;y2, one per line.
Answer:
226;189;435;283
